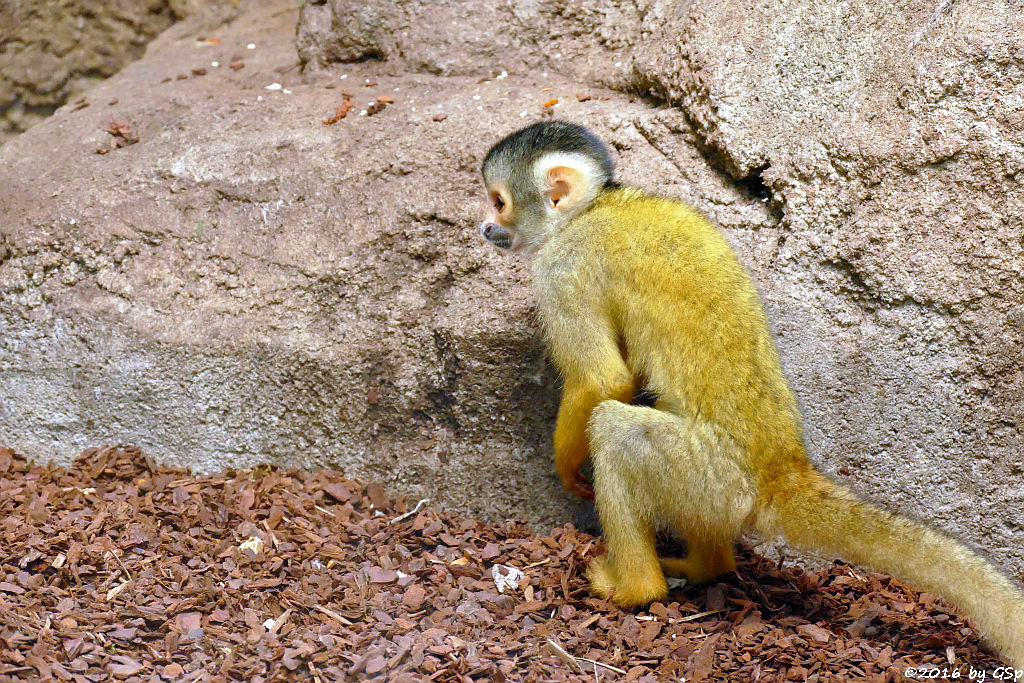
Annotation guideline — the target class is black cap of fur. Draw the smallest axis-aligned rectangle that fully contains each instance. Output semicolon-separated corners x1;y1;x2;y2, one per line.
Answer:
482;121;617;188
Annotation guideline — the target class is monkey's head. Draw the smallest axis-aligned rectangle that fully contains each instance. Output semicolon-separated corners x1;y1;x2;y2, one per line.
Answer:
479;121;615;254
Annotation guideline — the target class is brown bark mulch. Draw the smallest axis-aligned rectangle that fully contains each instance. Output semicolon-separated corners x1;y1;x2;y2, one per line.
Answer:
0;446;1006;682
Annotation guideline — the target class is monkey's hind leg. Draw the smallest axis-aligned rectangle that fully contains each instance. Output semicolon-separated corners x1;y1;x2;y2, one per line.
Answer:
586;400;755;605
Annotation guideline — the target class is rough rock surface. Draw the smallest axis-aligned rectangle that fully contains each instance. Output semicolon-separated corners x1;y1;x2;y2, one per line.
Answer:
0;0;205;144
2;0;1023;574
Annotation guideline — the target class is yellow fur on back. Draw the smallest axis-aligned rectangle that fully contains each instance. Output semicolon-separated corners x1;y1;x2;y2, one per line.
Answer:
540;188;806;483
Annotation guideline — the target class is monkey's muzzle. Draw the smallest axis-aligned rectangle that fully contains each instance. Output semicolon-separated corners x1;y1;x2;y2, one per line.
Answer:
480;222;513;250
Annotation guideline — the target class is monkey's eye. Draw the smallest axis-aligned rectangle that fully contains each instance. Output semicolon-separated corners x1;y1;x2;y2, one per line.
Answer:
492;193;505;213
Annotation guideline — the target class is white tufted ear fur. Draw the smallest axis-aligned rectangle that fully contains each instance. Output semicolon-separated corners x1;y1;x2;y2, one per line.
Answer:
533;152;606;215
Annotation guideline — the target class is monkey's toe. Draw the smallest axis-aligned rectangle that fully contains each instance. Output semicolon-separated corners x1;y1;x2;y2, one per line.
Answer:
560;470;595;500
587;555;617;599
587;555;668;607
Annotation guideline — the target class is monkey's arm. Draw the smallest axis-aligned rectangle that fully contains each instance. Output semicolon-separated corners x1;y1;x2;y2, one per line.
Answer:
543;298;634;499
554;372;634;498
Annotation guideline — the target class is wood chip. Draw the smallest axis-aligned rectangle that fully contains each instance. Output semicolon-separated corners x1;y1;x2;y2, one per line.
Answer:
544;638;582;674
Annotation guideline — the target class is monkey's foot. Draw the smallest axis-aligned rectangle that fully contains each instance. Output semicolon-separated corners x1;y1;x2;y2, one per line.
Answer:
587;554;668;607
659;554;734;585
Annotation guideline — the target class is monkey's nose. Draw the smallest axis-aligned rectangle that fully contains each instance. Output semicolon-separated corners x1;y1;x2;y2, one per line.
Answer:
480;222;512;249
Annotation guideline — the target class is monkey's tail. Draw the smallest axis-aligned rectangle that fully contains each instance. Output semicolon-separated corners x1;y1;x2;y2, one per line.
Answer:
767;468;1024;669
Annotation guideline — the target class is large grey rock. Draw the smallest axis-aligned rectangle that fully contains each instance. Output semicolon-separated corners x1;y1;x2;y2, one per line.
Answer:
1;0;1021;572
0;0;696;530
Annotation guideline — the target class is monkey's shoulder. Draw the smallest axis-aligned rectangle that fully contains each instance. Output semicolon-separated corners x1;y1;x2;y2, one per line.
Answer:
585;188;720;241
574;188;734;267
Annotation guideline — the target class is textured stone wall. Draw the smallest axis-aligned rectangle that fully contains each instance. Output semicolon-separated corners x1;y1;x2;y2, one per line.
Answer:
0;0;199;144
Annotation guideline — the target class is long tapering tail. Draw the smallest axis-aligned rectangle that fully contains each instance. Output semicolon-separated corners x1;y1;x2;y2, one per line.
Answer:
765;469;1024;669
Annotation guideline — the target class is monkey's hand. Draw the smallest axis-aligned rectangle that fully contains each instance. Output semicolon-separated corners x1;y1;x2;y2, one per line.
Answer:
559;465;595;500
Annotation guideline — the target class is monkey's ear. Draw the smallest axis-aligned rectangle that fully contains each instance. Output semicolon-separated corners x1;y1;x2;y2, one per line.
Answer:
545;165;591;212
535;152;604;213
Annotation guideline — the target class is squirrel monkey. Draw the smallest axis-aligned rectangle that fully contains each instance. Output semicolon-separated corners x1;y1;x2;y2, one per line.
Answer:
480;120;1024;668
